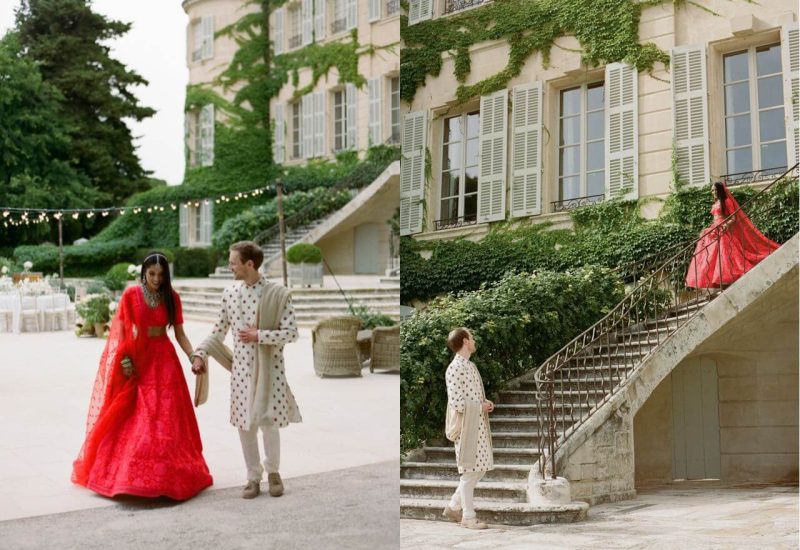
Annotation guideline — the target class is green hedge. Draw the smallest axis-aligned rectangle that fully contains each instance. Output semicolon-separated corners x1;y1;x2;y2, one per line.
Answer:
401;179;799;305
400;267;625;451
287;243;322;264
173;247;220;277
13;239;140;277
103;262;135;291
214;187;352;252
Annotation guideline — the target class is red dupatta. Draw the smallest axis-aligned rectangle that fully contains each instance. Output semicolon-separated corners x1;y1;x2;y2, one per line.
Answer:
719;181;779;259
72;286;147;486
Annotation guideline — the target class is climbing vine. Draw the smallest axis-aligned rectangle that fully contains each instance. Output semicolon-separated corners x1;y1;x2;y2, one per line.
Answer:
400;0;677;104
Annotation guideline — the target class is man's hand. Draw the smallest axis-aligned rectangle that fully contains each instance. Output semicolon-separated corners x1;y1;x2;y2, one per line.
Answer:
191;355;207;375
482;400;494;413
238;326;259;343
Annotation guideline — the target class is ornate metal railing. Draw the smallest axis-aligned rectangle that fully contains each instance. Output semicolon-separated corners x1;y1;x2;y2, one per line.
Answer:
533;163;799;479
433;215;478;231
331;18;347;34
551;194;605;212
720;166;787;187
444;0;484;14
386;0;400;15
288;35;302;49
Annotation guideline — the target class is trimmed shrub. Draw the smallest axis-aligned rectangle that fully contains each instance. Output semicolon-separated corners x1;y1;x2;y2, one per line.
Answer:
286;243;322;264
400;267;625;451
103;262;135;291
13;239;140;277
173;247;220;277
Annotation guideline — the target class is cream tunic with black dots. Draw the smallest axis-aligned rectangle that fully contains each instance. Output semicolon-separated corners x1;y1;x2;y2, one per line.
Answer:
445;354;494;473
203;276;299;430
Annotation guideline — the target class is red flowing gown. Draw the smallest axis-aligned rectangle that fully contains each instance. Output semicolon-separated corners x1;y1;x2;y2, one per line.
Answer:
685;200;779;289
72;285;213;500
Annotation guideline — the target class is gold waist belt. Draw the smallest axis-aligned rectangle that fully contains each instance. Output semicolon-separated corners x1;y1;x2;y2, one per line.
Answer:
147;326;167;337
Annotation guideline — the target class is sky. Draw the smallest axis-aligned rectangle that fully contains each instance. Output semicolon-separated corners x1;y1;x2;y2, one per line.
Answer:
0;0;189;186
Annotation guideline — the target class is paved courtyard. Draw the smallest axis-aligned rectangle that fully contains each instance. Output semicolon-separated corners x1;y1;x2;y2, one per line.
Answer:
400;481;799;549
0;318;399;522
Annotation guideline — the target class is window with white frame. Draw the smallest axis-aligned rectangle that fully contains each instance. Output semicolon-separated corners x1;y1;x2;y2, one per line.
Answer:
188;104;215;167
288;5;302;49
723;43;787;174
334;90;346;152
179;202;213;247
331;0;347;34
292;101;302;159
386;0;400;16
191;16;214;62
439;111;479;226
391;77;400;143
558;82;605;201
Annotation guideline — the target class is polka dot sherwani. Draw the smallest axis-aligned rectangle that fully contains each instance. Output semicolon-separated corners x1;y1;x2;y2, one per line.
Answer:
445;354;494;473
197;276;300;430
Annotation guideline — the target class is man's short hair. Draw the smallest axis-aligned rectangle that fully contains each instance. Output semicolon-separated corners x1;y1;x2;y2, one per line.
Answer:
230;241;264;269
447;327;471;353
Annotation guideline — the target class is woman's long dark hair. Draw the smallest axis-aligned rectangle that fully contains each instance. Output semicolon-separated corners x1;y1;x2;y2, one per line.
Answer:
713;181;728;217
140;251;176;327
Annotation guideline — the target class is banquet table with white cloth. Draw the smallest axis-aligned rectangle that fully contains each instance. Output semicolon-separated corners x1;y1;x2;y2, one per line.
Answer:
0;291;76;333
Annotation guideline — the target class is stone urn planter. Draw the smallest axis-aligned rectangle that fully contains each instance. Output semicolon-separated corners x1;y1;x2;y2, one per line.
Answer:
286;243;324;288
94;322;107;338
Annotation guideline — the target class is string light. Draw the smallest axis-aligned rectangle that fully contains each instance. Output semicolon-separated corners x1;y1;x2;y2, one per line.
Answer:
0;183;274;227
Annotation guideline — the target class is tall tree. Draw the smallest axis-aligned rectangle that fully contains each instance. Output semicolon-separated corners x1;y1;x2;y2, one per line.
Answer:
14;0;156;205
0;32;101;247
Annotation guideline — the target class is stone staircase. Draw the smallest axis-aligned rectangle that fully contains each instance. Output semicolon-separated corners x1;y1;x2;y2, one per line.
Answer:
173;283;400;326
209;219;329;280
399;295;713;525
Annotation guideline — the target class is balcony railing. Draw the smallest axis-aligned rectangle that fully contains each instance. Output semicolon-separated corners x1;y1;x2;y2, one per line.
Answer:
288;35;302;49
386;0;400;15
331;18;347;34
551;194;605;212
444;0;484;14
434;215;478;231
721;166;788;187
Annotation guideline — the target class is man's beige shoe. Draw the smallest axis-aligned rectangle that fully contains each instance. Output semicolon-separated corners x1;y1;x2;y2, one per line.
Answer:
242;480;261;499
268;473;284;497
442;505;462;523
460;517;488;530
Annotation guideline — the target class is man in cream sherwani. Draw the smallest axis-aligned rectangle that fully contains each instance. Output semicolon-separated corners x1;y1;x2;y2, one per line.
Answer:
191;241;302;499
442;327;494;529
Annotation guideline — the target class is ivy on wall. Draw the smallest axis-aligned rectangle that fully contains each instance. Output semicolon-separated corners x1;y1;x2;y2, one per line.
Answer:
400;0;674;104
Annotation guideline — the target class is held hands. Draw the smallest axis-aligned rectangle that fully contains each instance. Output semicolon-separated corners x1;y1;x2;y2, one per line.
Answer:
121;357;135;379
482;400;494;413
191;355;207;375
238;326;259;344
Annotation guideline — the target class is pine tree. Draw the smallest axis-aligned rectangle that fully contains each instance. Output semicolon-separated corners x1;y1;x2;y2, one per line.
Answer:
0;33;101;247
14;0;156;205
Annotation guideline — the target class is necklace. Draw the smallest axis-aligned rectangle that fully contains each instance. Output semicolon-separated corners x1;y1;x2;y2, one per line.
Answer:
141;283;162;308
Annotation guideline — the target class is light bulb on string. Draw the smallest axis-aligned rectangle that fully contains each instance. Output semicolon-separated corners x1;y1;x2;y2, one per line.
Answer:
171;204;177;210
102;211;110;217
72;212;80;220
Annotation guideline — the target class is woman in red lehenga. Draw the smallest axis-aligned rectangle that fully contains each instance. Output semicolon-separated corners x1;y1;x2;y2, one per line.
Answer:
72;252;212;499
685;181;779;289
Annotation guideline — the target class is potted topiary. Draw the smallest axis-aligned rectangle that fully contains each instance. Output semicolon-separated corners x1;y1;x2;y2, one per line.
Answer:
286;243;323;288
76;293;112;337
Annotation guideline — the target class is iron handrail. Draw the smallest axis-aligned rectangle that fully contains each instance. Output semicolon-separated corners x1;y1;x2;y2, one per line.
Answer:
532;163;798;479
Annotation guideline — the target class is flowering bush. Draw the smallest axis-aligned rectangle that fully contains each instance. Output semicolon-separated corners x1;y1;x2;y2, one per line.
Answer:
23;261;33;271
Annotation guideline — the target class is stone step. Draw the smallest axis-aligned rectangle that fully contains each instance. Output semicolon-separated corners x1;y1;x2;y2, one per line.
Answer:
491;432;555;449
173;286;400;298
422;447;540;466
400;498;589;526
401;462;531;482
490;418;572;434
498;389;607;405
492;402;592;417
400;479;527;503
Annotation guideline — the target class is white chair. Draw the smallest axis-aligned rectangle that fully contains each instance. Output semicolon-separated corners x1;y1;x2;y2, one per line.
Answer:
51;294;70;330
0;293;16;333
36;295;56;331
65;294;77;325
20;295;41;332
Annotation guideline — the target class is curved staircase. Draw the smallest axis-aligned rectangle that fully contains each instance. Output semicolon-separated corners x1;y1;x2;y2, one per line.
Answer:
400;166;798;525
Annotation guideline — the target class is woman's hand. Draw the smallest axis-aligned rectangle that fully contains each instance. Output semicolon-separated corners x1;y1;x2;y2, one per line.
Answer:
482;400;494;413
121;357;135;378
